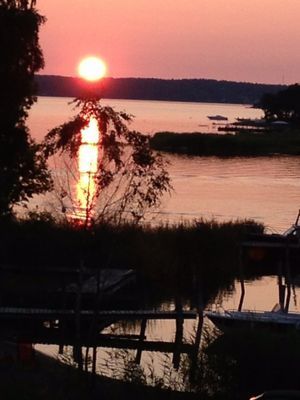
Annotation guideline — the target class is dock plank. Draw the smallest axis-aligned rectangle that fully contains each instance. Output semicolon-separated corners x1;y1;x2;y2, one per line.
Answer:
0;307;197;320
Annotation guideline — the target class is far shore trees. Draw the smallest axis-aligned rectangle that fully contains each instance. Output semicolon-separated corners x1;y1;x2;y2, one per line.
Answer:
0;0;51;217
260;84;300;125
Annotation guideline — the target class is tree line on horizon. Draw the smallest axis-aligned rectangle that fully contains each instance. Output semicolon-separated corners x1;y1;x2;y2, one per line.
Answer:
260;83;300;124
36;75;284;105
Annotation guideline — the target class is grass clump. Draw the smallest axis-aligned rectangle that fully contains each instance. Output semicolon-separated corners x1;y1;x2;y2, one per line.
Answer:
0;216;264;304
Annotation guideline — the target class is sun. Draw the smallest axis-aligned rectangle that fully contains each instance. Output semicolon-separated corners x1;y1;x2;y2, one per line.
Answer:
78;56;107;81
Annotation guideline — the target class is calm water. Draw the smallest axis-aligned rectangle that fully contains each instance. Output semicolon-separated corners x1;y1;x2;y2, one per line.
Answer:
37;275;300;388
163;154;300;232
28;96;299;232
29;96;300;386
28;96;262;138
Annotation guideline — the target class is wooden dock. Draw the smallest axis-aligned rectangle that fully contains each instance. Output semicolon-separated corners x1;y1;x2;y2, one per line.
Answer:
0;305;201;370
0;307;197;321
0;265;203;372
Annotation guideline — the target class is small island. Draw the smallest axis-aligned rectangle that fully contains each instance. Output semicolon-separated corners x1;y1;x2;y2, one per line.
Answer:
150;84;300;157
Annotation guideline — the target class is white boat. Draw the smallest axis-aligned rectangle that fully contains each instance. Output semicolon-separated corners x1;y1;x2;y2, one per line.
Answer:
205;306;300;333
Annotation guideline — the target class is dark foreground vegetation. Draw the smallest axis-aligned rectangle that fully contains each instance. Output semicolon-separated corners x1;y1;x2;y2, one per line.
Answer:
0;217;264;304
3;326;300;399
191;327;300;400
150;129;300;156
0;348;198;400
1;213;273;400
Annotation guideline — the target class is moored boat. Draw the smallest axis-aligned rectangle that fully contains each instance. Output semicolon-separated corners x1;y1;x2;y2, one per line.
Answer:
207;115;228;121
205;307;300;333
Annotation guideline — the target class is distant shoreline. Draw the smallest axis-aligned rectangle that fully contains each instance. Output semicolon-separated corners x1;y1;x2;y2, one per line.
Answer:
35;75;283;105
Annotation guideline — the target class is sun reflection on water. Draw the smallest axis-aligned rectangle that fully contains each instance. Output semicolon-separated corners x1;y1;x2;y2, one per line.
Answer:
76;117;99;218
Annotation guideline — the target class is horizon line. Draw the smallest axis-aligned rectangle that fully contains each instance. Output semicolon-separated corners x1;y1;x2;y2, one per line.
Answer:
35;74;289;87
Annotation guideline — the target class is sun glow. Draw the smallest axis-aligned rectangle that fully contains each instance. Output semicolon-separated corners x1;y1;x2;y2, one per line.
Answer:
77;117;100;214
78;56;106;81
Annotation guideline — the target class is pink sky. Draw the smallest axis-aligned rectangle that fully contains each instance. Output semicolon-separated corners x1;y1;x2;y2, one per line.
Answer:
37;0;300;84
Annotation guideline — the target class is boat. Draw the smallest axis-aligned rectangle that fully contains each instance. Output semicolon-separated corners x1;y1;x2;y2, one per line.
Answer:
205;306;300;333
207;115;228;121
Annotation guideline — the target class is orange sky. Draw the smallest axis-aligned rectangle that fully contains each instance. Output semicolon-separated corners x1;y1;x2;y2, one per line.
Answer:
38;0;300;84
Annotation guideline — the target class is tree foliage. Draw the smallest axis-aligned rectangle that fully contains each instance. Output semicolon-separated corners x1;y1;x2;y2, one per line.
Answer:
43;97;172;224
0;1;52;216
260;84;300;124
0;1;36;9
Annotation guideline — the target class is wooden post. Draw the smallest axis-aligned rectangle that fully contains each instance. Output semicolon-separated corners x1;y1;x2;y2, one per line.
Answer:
135;318;147;364
238;246;245;311
74;263;83;371
91;267;101;378
284;241;291;313
59;274;67;355
278;261;285;311
189;290;204;383
173;296;183;369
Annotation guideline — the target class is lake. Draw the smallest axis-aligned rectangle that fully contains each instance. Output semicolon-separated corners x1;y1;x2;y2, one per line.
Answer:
28;97;300;391
28;96;299;232
28;96;262;138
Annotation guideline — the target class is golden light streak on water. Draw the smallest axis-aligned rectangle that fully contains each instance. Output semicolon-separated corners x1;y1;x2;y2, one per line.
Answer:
78;144;98;173
81;117;99;144
76;117;99;216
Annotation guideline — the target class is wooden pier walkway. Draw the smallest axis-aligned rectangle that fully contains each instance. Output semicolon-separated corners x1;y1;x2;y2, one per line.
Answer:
0;307;197;321
0;306;200;365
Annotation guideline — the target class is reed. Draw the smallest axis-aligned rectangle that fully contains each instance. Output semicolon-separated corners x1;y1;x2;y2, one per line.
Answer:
0;217;264;303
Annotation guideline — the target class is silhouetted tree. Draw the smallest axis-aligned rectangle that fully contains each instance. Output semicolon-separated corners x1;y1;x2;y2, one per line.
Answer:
0;1;52;217
43;97;171;225
260;84;300;125
0;1;36;9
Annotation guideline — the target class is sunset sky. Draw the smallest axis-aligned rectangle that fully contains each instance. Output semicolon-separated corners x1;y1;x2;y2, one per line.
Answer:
38;0;300;84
